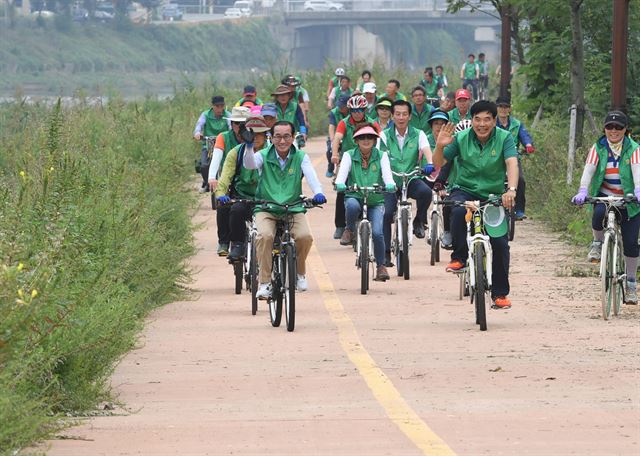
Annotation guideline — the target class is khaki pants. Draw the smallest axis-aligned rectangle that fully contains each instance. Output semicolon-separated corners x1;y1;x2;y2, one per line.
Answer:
255;212;313;283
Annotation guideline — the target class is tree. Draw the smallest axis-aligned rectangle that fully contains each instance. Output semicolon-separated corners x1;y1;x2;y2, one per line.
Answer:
569;0;585;145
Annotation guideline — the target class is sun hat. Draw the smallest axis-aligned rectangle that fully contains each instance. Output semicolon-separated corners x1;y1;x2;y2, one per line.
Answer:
225;106;250;122
271;84;293;96
428;109;449;124
362;82;377;94
604;110;628;128
260;103;277;117
353;125;380;139
249;105;262;115
243;85;256;96
245;114;270;133
375;99;393;109
455;88;471;100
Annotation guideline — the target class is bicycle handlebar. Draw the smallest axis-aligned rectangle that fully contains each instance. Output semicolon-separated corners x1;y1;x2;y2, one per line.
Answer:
342;184;388;193
437;197;503;209
584;195;637;205
391;167;423;179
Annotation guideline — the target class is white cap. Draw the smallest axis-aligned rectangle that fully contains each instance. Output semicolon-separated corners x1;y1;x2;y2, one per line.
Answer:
363;82;377;94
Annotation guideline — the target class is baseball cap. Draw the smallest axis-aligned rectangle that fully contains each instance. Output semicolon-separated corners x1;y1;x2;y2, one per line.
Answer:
455;89;471;100
337;94;351;108
211;95;225;105
495;96;511;106
243;85;257;96
428;109;449;124
260;103;277;117
362;82;377;94
604;110;628;128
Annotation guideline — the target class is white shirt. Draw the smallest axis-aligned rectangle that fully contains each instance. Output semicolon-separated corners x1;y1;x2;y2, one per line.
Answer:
378;127;430;155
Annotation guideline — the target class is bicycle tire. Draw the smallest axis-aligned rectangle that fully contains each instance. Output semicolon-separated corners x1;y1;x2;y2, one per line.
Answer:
269;255;282;327
249;233;258;316
285;244;296;332
613;236;625;316
360;222;370;295
394;220;403;277
508;208;516;241
601;234;613;320
233;261;243;295
401;209;410;280
430;212;439;266
458;269;465;300
473;243;487;331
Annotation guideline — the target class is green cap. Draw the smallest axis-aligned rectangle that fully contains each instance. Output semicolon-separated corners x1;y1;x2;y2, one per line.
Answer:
483;206;508;238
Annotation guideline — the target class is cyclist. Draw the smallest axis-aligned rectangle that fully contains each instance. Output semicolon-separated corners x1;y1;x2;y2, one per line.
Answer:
571;111;640;304
271;84;307;142
384;79;407;102
334;124;396;281
327;94;351;179
478;53;489;99
460;53;479;100
260;102;278;133
435;65;448;95
282;74;311;131
214;114;270;261
327;67;346;99
208;106;249;256
235;85;263;107
409;85;434;135
363;82;378;119
433;100;519;309
427;110;453;249
495;96;535;220
439;91;455;113
243;120;326;299
357;69;375;92
375;97;394;131
328;75;353;109
419;69;440;103
331;95;381;240
379;100;434;265
193;95;230;193
449;89;472;125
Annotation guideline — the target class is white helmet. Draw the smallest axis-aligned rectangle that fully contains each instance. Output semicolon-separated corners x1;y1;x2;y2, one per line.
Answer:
454;119;472;133
335;67;346;77
347;95;368;110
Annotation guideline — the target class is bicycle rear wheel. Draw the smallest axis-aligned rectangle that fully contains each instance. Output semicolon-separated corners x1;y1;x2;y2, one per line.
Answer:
394;221;403;277
233;261;243;295
249;233;258;315
360;222;370;295
285;244;296;332
473;243;487;331
430;211;439;266
612;237;625;316
508;208;516;241
601;234;614;320
269;255;282;327
401;209;410;280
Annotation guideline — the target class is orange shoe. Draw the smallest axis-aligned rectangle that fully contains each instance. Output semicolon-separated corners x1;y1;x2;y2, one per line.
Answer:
445;260;465;272
492;296;512;309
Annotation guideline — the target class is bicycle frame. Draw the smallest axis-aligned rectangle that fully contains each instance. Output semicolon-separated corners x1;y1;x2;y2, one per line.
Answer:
203;135;216;159
465;207;493;291
392;168;422;251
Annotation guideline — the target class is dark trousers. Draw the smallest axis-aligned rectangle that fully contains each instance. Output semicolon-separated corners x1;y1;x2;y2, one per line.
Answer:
335;191;345;228
217;204;231;245
326;138;334;173
200;146;210;186
383;178;432;252
229;201;253;243
449;189;510;298
515;159;526;213
592;202;640;257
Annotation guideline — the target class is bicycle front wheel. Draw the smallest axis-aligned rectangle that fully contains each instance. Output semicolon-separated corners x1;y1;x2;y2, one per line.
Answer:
601;234;614;320
612;236;625;316
233;261;243;295
473;243;487;331
401;209;410;280
249;233;258;315
269;255;282;327
394;221;403;277
360;222;370;295
430;211;439;266
285;244;297;332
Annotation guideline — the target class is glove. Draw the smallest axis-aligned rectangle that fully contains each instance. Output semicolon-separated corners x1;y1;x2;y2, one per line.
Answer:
635;187;640;202
312;193;327;205
571;187;588;206
526;144;535;154
385;183;397;193
432;181;444;193
422;164;435;175
217;195;231;206
240;129;255;145
335;183;347;192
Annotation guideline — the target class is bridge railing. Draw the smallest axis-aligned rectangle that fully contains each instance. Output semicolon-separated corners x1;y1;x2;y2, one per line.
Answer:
282;0;495;13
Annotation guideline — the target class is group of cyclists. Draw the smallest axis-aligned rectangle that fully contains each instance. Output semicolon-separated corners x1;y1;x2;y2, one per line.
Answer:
192;62;639;314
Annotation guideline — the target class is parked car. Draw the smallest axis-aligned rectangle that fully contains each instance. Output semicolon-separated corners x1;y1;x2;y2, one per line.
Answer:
30;10;56;17
224;7;242;17
303;0;344;11
93;10;115;21
232;1;252;16
161;3;184;21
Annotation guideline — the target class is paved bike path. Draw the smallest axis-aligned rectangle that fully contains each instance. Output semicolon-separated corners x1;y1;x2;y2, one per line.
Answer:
46;138;639;455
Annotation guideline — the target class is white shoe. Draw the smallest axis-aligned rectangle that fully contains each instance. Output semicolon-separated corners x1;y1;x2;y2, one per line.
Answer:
587;240;602;262
256;282;272;300
296;274;308;292
625;281;638;304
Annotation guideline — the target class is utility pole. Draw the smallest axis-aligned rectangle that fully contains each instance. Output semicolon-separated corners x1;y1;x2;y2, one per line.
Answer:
611;0;629;112
499;3;511;99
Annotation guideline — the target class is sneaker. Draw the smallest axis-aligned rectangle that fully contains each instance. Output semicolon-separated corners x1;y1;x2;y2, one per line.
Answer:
445;260;465;272
384;251;394;268
217;243;229;257
296;274;308;292
256;282;272;300
198;182;209;193
515;210;527;221
374;265;390;281
492;296;512;309
227;242;244;262
625;281;638;304
587;240;603;263
325;170;334;178
333;226;345;240
440;231;453;250
340;228;354;246
413;223;425;239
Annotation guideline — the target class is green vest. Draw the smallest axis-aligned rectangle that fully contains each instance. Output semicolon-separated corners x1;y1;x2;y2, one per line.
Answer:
203;109;229;138
498;116;522;148
230;144;259;199
276;101;300;131
255;144;306;215
331;106;348;126
381;125;424;188
218;130;239;176
479;61;488;75
463;61;477;79
344;147;386;206
450;127;511;199
449;107;471;125
409;104;433;135
340;114;376;157
590;136;640;217
427;133;436;150
420;79;439;98
435;73;447;88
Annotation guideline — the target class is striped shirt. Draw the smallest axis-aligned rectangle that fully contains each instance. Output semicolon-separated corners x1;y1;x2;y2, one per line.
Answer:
586;143;640;196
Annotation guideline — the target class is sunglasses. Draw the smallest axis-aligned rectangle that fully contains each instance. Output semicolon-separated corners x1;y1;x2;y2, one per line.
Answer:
351;108;365;113
605;124;625;131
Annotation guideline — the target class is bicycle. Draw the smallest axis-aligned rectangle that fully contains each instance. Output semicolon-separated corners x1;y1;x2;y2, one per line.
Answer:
584;195;636;320
426;96;441;108
427;189;445;266
439;196;505;331
391;167;423;280
259;198;321;332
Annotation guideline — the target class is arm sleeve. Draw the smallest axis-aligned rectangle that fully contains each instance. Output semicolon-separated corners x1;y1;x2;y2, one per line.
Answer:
296;106;307;134
334;153;352;185
443;138;460;162
579;145;599;189
436;161;452;183
208;148;224;180
631;146;640;188
193;112;206;136
502;134;518;159
215;149;237;197
301;154;323;195
335;120;347;136
301;88;310;103
380;152;394;186
328;111;337;126
214;133;225;150
243;144;263;170
418;131;431;163
518;123;534;146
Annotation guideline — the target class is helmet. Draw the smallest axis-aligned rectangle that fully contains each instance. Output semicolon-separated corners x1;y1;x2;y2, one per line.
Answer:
454;119;472;133
347;95;368;110
335;67;346;77
282;74;301;87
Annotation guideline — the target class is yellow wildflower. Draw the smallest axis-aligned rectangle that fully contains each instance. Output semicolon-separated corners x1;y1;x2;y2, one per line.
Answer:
17;263;24;271
31;289;38;299
17;289;24;299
